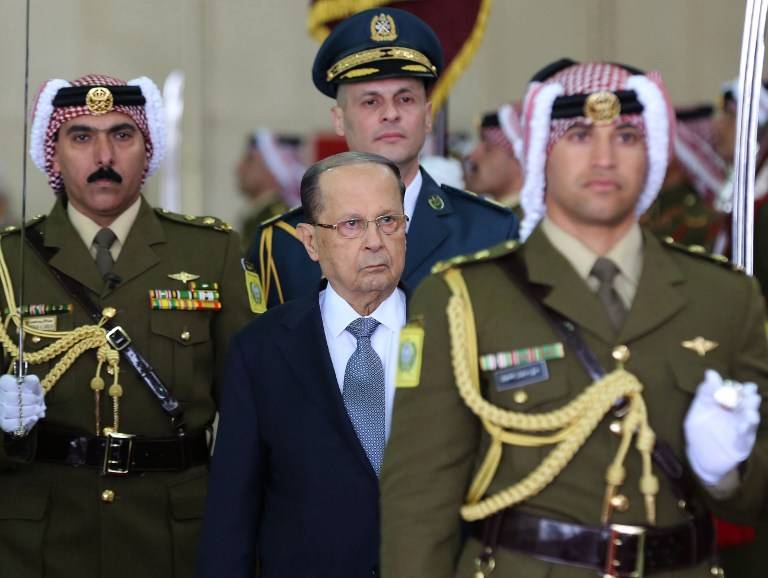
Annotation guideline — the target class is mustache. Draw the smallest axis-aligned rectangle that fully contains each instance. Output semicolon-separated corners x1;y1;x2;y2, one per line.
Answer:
87;167;123;184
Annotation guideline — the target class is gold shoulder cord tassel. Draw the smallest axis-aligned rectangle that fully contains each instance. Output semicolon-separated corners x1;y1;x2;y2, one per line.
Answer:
0;240;124;435
442;267;659;525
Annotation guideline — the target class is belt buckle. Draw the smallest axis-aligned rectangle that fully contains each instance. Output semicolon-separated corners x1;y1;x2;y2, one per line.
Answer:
604;523;646;578
102;432;135;475
105;326;131;351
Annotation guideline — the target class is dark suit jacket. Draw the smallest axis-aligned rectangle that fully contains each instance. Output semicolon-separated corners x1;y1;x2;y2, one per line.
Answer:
249;168;519;307
198;287;381;578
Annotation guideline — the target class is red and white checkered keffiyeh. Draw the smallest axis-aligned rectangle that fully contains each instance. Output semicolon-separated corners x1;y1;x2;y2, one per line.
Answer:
30;74;165;194
518;61;674;239
674;109;726;203
254;129;305;208
481;126;514;155
481;101;524;162
721;78;768;126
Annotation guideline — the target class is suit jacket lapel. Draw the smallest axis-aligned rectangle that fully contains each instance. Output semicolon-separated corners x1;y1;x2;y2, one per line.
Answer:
44;200;103;294
108;198;164;293
618;232;686;343
523;227;616;345
403;170;450;281
276;290;378;479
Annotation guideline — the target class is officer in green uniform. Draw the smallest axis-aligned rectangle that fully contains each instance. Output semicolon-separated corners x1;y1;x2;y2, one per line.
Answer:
0;74;252;578
381;59;768;578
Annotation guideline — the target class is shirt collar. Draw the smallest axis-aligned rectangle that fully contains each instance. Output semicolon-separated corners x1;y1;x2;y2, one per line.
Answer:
66;196;142;248
540;217;643;284
403;169;422;231
320;282;406;338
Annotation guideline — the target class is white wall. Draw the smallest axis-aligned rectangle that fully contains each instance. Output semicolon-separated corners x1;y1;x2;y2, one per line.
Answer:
0;0;752;228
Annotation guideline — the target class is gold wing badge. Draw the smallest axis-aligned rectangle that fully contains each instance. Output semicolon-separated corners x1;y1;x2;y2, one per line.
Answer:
681;336;718;357
168;271;200;284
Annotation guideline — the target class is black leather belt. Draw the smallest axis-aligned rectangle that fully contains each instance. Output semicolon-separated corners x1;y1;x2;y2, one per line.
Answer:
35;428;209;475
473;509;715;577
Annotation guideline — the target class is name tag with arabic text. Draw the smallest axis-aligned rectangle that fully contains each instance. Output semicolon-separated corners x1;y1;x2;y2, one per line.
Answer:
492;361;549;391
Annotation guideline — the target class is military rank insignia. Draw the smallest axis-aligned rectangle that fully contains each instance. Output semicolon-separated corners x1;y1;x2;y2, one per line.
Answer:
242;259;266;314
150;276;221;311
395;323;424;388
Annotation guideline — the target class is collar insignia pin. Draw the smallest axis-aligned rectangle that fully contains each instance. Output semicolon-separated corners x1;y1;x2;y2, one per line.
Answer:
428;194;445;211
682;336;718;357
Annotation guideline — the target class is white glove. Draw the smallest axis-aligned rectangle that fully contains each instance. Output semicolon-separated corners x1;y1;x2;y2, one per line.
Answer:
0;374;46;435
684;369;761;486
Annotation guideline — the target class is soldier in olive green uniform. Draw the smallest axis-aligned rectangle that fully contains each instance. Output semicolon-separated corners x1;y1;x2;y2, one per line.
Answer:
641;105;727;252
381;60;768;578
0;74;252;578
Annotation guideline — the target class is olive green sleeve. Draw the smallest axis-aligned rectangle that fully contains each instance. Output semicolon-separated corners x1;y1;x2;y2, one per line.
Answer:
380;273;482;578
700;275;768;522
212;230;254;404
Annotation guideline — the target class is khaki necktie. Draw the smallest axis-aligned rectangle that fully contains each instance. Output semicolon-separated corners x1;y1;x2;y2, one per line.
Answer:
93;228;117;279
590;257;627;331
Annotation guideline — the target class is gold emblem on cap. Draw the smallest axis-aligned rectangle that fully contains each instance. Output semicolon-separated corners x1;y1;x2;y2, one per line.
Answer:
85;86;114;116
583;91;621;124
370;13;397;42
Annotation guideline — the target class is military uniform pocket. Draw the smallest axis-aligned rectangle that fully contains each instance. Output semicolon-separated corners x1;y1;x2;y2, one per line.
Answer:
0;481;49;578
484;361;572;412
168;466;207;577
669;357;726;396
150;311;212;393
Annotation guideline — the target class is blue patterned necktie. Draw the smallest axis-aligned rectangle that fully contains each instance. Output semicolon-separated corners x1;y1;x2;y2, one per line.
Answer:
343;317;386;475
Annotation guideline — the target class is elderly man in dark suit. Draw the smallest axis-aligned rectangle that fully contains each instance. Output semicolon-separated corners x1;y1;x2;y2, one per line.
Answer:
198;151;407;578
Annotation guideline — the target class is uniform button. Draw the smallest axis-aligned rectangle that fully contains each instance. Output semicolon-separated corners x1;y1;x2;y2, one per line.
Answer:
678;499;687;510
611;345;630;364
101;489;115;503
180;330;191;342
610;494;630;512
102;307;117;319
31;336;41;344
512;390;528;404
609;420;622;435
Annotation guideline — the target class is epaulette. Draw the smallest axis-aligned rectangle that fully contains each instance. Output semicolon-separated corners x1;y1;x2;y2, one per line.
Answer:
0;214;46;236
440;184;513;213
431;239;520;274
155;208;233;233
661;236;743;272
258;205;304;230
